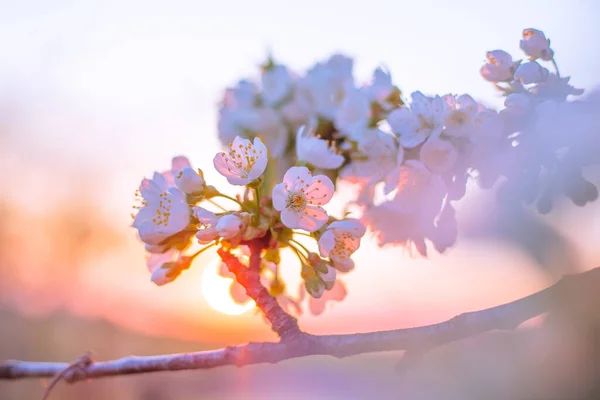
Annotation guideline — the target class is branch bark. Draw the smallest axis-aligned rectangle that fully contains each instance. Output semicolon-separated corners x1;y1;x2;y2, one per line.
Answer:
217;241;302;340
1;267;598;383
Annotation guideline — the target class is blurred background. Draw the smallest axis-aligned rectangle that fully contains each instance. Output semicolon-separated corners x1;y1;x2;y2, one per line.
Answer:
1;0;600;398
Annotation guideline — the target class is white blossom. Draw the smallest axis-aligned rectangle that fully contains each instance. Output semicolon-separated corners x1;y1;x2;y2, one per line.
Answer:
133;173;190;245
213;136;268;185
419;135;458;173
387;91;445;148
367;67;394;108
340;129;402;184
272;166;334;232
262;65;294;106
334;88;371;140
193;207;220;244
318;219;366;272
443;94;478;138
216;213;246;239
480;50;517;82
520;28;554;61
175;167;205;195
514;61;549;84
295;125;344;169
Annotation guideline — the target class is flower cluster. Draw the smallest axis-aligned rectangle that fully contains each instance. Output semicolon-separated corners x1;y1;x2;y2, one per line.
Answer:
133;28;599;317
133;134;364;315
475;28;598;213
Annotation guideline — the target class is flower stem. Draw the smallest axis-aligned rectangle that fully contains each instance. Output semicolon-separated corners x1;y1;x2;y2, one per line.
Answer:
289;239;311;257
551;58;561;78
190;241;217;259
254;186;261;213
288;243;308;264
206;199;228;212
214;193;249;212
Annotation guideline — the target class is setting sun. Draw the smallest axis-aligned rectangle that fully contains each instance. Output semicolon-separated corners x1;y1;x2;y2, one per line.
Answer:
201;257;255;315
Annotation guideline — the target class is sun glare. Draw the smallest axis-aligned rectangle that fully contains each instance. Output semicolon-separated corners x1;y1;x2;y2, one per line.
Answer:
201;258;255;316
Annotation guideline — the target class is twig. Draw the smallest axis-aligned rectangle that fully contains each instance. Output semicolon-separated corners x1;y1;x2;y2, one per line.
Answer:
1;267;598;384
40;353;92;400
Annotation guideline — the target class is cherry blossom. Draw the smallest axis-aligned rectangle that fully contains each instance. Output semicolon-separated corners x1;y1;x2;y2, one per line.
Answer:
133;173;190;245
261;64;293;106
387;91;445;148
216;213;247;240
520;28;554;61
334;88;371;140
175;167;205;195
318;219;366;272
480;50;518;82
295;125;344;169
514;61;549;85
193;207;220;244
340;129;402;184
367;67;395;108
443;94;478;138
214;136;268;185
272;166;334;232
419;135;458;174
147;249;192;286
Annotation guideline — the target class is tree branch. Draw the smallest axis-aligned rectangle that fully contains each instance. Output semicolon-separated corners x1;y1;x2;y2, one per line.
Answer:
217;240;302;340
2;267;598;383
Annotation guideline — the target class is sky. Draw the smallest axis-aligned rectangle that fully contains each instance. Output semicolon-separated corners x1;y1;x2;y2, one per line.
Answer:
1;0;599;343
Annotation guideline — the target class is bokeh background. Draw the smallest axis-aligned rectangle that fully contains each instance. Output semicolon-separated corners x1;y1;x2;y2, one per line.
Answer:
1;0;600;398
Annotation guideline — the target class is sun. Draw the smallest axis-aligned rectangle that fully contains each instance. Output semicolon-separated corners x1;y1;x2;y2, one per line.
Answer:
201;258;255;316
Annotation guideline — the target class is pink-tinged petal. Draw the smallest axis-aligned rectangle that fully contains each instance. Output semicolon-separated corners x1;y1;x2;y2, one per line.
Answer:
332;257;354;272
151;268;178;286
139;178;156;199
230;282;251;304
280;208;303;230
419;137;458;174
146;249;178;273
282;166;312;187
132;206;156;228
196;226;218;244
305;174;334;205
318;230;336;258
329;280;348;300
328;218;366;235
399;129;429;148
171;156;191;171
152;172;169;190
387;107;417;135
272;183;288;211
250;137;268;174
193;207;219;224
383;167;400;195
218;262;235;278
157;203;189;236
456;94;478;116
137;222;165;245
212;153;235;180
297;206;329;232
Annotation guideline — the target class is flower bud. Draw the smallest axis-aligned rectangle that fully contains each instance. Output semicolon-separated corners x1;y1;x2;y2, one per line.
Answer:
216;214;244;239
151;266;179;286
318;264;337;290
520;29;553;60
175;167;205;195
305;277;325;299
514;61;549;85
307;252;329;274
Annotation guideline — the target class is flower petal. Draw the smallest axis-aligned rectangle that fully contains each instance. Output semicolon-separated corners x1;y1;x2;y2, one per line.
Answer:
305;175;334;205
272;183;288;211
